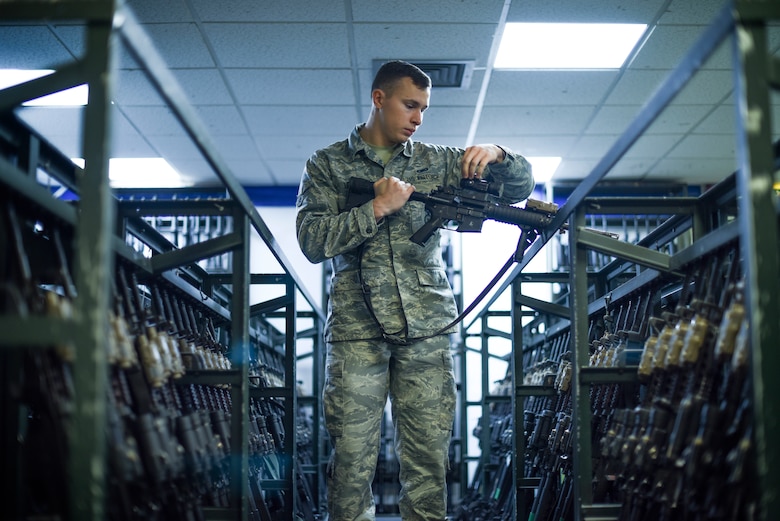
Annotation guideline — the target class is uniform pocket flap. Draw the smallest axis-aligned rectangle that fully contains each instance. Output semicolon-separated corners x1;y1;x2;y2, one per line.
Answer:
416;268;449;287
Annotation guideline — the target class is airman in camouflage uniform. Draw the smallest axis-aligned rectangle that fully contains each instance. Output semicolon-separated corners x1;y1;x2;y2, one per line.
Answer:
296;60;534;521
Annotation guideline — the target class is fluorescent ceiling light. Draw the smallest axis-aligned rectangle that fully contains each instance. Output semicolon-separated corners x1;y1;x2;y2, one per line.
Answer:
495;23;646;69
0;69;88;106
71;158;186;188
527;156;561;183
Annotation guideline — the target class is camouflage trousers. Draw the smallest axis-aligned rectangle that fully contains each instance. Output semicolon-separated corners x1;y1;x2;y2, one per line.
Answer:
323;335;456;521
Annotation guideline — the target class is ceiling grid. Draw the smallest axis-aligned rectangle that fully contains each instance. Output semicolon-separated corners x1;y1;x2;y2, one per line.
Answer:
0;0;777;192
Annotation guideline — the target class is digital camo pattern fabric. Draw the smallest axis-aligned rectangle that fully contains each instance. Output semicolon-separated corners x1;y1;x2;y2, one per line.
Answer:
296;125;534;343
323;336;456;521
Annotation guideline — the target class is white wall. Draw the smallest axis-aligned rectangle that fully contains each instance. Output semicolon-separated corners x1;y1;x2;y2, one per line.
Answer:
251;206;324;311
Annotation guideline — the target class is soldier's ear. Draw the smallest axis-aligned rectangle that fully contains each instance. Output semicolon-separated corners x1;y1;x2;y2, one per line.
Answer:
372;88;385;109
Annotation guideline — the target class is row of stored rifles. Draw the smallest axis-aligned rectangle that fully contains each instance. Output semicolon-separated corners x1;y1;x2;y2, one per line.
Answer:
1;202;312;521
453;247;757;521
106;265;297;521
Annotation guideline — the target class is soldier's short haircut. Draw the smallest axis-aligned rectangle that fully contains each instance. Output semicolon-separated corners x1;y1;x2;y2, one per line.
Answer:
372;60;431;96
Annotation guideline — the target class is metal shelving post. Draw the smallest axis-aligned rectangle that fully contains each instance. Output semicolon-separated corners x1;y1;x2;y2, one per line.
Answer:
568;206;592;516
0;2;119;520
228;210;251;519
732;3;780;519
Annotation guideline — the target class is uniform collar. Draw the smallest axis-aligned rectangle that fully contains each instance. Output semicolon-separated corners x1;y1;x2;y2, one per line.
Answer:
348;124;414;160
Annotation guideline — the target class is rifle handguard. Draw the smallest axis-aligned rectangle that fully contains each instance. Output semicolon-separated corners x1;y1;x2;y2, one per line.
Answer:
483;200;552;229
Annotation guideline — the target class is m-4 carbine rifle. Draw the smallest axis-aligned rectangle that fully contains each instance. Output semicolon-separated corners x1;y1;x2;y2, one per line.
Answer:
347;177;558;245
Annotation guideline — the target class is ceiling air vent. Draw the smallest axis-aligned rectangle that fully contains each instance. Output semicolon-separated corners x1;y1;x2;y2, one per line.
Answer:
372;60;474;89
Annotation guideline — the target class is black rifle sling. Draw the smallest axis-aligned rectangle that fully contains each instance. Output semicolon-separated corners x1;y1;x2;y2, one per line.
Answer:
357;242;519;346
347;177;541;345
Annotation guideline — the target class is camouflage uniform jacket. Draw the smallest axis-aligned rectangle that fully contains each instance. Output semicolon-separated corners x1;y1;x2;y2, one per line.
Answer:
296;125;535;343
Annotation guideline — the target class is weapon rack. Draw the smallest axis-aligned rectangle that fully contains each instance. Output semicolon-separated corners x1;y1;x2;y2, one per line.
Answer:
0;2;326;521
454;2;779;521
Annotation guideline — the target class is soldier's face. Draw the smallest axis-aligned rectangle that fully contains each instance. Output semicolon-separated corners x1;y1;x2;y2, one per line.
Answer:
375;77;430;145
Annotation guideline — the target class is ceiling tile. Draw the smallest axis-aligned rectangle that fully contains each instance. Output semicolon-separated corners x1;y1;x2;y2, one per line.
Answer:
694;103;737;133
211;135;261;160
110;134;158;158
204;23;350;68
647;157;738;183
225;69;355;105
666;134;736;158
657;0;729;25
127;0;194;23
0;25;77;68
631;25;705;70
675;70;733;104
486;70;619;107
139;23;215;68
153;135;204;159
190;0;344;22
567;135;621;159
115;69;168;105
352;0;504;23
647;104;722;134
123;106;186;136
243;105;357;136
255;135;338;160
2;0;777;191
700;39;733;70
195;105;247;135
474;135;580;158
605;69;668;105
623;134;683;159
610;69;731;107
172;69;233;105
479;105;595;136
585;106;640;135
604;158;662;179
553;159;599;180
587;104;714;135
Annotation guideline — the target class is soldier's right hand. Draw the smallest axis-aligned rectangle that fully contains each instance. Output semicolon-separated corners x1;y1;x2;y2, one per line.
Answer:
372;176;415;220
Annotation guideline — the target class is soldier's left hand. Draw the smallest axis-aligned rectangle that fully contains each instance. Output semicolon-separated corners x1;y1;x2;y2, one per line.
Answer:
461;144;504;179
